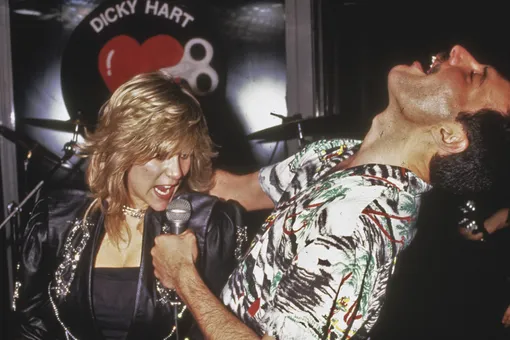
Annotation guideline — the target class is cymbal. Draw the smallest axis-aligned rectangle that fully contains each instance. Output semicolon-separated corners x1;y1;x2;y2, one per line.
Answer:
0;125;64;165
0;125;35;150
22;118;94;133
246;115;364;142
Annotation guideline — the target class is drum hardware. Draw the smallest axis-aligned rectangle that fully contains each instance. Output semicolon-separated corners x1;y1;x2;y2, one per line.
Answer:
22;111;95;134
268;112;306;148
247;113;364;145
0;119;83;232
0;125;62;167
270;112;302;122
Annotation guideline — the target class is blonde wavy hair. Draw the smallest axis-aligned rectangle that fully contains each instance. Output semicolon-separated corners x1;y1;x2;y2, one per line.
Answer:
79;72;216;245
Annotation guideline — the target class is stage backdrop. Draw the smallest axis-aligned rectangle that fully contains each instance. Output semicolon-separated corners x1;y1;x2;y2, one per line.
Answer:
10;0;287;191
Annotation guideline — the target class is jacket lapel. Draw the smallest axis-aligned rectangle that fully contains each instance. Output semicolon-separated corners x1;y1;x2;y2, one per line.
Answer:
87;209;105;338
125;209;173;339
63;206;104;339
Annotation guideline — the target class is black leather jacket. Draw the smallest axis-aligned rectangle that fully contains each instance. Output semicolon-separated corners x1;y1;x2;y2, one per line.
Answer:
15;189;247;339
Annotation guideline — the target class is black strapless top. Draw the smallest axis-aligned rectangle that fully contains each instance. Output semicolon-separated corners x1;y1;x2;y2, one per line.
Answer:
93;267;139;340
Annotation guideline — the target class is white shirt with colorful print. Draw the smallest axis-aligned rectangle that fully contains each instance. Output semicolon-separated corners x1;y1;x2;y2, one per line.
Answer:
221;139;432;340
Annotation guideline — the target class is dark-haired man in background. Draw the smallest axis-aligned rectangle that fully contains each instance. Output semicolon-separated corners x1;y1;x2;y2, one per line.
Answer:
152;45;510;339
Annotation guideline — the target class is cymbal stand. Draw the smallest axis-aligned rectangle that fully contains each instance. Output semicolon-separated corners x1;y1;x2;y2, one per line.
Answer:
0;123;79;232
270;112;306;148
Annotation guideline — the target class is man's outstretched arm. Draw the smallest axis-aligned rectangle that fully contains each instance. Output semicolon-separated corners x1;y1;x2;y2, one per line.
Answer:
208;169;274;211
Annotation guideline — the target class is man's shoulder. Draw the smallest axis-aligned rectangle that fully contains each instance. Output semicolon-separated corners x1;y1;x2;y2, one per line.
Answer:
285;138;362;174
303;138;362;154
318;173;419;235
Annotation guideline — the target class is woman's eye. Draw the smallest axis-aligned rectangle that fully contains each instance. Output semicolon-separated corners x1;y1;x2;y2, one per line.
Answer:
180;153;190;160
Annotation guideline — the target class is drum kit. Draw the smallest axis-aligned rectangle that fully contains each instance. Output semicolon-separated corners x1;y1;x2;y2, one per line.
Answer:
0;116;91;231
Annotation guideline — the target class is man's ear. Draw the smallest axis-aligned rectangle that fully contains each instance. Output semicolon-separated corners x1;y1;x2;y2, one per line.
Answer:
431;123;469;156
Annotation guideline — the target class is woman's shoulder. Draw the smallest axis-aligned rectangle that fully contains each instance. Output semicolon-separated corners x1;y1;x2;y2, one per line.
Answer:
176;191;245;216
27;188;95;239
46;189;93;214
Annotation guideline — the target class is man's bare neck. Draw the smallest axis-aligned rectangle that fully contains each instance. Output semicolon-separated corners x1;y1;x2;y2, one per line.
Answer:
346;110;434;182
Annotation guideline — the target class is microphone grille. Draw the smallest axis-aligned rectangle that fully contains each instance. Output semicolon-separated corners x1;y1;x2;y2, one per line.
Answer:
165;198;192;222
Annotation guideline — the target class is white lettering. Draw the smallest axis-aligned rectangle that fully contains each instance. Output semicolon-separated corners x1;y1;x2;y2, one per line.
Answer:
126;0;137;14
157;3;169;18
115;2;129;18
141;2;195;27
167;6;194;27
145;0;158;15
99;13;109;27
181;12;194;27
104;7;117;23
169;6;183;23
90;17;104;33
89;0;139;34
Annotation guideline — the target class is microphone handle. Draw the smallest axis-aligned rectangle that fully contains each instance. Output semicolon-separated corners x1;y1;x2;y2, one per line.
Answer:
168;221;187;235
163;220;187;306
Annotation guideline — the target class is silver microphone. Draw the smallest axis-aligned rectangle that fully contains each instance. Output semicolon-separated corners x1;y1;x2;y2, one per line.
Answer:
161;198;192;338
164;198;192;235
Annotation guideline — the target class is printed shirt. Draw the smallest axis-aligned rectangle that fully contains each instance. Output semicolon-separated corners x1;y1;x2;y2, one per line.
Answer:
221;139;432;340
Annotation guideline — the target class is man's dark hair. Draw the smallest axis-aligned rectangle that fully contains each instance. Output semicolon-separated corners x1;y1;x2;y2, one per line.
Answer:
430;109;510;198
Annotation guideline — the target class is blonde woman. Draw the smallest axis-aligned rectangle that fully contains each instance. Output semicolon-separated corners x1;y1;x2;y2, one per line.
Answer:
15;72;247;339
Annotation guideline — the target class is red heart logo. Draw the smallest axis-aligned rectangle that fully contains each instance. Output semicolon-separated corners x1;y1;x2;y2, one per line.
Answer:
98;34;184;93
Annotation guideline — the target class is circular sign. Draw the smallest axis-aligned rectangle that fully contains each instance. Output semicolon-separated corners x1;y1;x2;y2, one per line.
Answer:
61;0;225;127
